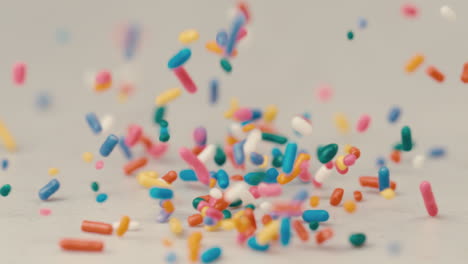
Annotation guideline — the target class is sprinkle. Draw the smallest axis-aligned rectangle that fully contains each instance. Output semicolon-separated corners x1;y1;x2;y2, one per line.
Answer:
461;62;468;83
155;87;182;106
38;179;60;201
85;112;102;134
95;160;104;170
165;252;177;263
178;29;200;44
81;220;113;235
343;200;357;213
401;126;413;151
220;58;232;73
99;134;119;157
302;210;329;222
334;113;350;134
357;17;368;29
317;144;338;164
349;233;366;247
112;220;140;231
440;6;456;21
315;84;333;102
82;152;94;163
36;91;52;110
168;48;192;69
173;66;197;93
95;70;112;92
0;119;17;152
59;238;104;252
420;181;438;216
0;184;12;197
380;188;396;200
330;188;344;206
209;78;219;105
412;155;426;168
401;3;419;18
96;193;108;203
347;30;354;40
426;66;445;83
91;181;99;192
169;218;183;235
12;62;27;85
1;159;9;170
48;167;59;176
100;115;114;132
405;54;424;73
39;208;52;216
356;114;371;133
427;147;446;158
116;216;131;237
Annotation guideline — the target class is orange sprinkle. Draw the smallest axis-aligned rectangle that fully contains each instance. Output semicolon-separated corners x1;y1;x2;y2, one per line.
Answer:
353;190;363;202
162;238;173;247
330;188;344;206
316;228;334;244
343;200;357;213
390;150;401;163
426;66;445;82
162;200;175;214
293;220;309;242
309;196;320;207
230;174;244;181
123;157;148;175
242;123;256;132
359;176;397;190
262;214;272;225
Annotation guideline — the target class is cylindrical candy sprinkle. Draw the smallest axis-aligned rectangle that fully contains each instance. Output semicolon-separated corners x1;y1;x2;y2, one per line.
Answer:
356;114;371;133
81;220;113;235
155;87;182;106
316;228;334;244
233;141;245;165
344;200;357;213
96;193;108;203
209;78;219;104
309;196;320;207
250;152;264;166
428;147;445;158
280;218;291;246
180;169;198;182
85;113;102;134
461;62;468;83
420;181;438;217
39;179;60;201
0;184;11;197
154;106;166;125
193;127;207;146
293;220;309;242
216;30;228;46
91;182;99;192
282;142;297;174
330;188;344;206
360;176;397;190
405;54;425;73
426;66;445;82
258;183;282;197
201;247;222;263
256;220;279;245
123;23;140;60
188;214;203;226
349;233;366;247
119;137;133;160
291;115;313;136
124;157;148;175
179;147;210;185
169;218;183;235
354;191;363;202
0;119;17;152
116;216;130;237
378;166;390;191
262;133;287;145
95;70;112;92
220;58;232;73
168;48;192;69
226;14;246;56
334;113;350;134
388;106;401;124
173;66;197;93
314;165;332;184
302;210;329;222
59;239;104;252
317;144;338;164
381;188;396;200
244;171;266;186
149;187;174;199
401;126;413;151
100;134;119;157
12;62;27;85
178;29;199;44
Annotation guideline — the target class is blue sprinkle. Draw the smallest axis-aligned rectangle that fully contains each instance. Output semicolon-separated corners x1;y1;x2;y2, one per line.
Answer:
388;106;401;124
216;30;228;46
38;179;60;201
96;193;108;203
280;218;291;246
85;112;102;134
247;237;269;251
264;168;279;183
209;78;219;105
216;169;230;189
119;136;133;160
427;147;446;158
233;140;245;165
376;156;386;167
180;169;198;181
250;152;264;165
99;134;119;157
226;14;246;56
165;252;177;263
358;17;368;29
36;92;52;110
1;159;8;170
378;166;390;191
272;148;282;157
204;216;216;226
149;187;174;199
302;210;329;222
167;48;192;69
157;209;171;223
201;247;222;263
124;23;140;61
293;189;309;202
55;28;70;44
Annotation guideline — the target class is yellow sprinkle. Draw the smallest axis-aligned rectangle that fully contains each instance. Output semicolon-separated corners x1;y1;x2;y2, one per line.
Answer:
256;220;279;245
206;41;224;55
155;87;182;106
344;144;352;154
259;155;269;169
48;168;59;176
201;206;209;217
82;152;94;163
209;178;217;188
0;119;17;152
405;54;425;73
137;171;165;188
242;123;256;132
309;196;320;207
220;219;236;230
224;97;239;119
233;210;245;220
264;105;278;123
178;29;200;44
343;200;357;213
188;231;202;245
169;218;183;235
334;113;350;134
335;155;347;171
380;188;396;200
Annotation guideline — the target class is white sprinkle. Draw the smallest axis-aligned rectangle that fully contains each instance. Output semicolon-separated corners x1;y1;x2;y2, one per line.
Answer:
112;221;140;231
209;188;223;199
198;144;216;164
229;123;247;140
440;6;456;21
259;201;272;213
314;165;333;183
243;129;261;155
412;155;426;169
291;116;313;136
224;182;248;203
100;114;114;132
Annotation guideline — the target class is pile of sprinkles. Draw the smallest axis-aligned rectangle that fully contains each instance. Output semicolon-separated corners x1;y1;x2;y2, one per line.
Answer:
2;1;461;263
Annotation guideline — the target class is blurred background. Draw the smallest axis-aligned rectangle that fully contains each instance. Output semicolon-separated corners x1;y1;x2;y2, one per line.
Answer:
0;0;467;263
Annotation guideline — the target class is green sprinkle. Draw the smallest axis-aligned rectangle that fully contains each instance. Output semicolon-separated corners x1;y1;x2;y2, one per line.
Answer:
159;120;169;128
192;197;205;209
154;106;166;125
393;142;404;151
347;30;354;40
0;184;11;197
159;133;170;142
308;222;319;231
317;144;339;164
229;199;242;207
401;126;413;151
220;58;232;73
262;133;288;144
349;233;366;247
272;155;283;168
245;204;256;210
91;182;99;192
222;210;232;219
214;145;226;166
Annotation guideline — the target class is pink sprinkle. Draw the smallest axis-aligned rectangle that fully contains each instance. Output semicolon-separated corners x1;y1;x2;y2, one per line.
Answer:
12;62;27;85
95;160;104;170
148;143;169;158
233;108;253;122
193;127;207;146
356;114;371;133
173;66;197;93
325;161;334;169
401;4;419;18
197;200;210;211
315;84;333;102
312;177;323;188
125;125;143;147
237;232;248;245
249;186;261;198
236;27;247;41
179;147;210;185
258;183;282;197
343;154;356;166
96;70;112;85
420;181;438;217
39;208;52;216
335;165;349;175
298;170;312;183
205;208;223;220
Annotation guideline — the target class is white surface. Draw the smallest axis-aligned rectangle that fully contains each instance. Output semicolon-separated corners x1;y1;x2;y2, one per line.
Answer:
0;0;467;263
